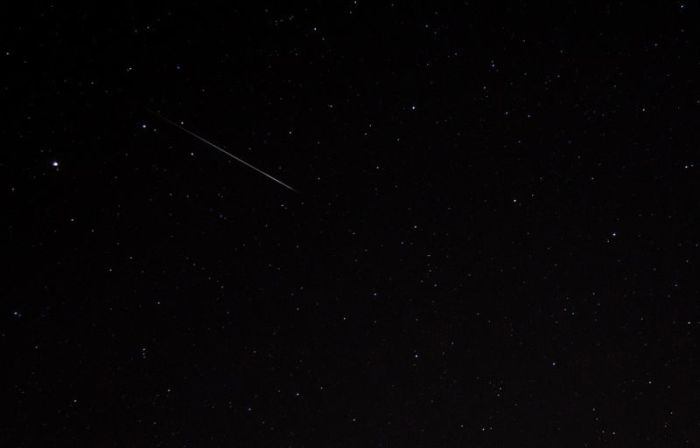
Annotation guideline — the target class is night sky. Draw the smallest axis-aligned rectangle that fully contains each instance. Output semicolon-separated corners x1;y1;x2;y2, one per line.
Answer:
4;2;700;446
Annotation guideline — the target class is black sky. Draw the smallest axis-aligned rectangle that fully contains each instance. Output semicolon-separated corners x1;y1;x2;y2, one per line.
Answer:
3;2;699;446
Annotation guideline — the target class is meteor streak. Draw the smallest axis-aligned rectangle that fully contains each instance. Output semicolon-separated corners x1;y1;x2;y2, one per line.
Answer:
150;111;298;193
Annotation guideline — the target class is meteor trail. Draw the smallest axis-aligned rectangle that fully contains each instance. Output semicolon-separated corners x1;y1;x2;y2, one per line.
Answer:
149;111;298;193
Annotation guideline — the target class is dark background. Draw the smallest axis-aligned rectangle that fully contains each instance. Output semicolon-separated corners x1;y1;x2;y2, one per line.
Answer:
3;2;699;446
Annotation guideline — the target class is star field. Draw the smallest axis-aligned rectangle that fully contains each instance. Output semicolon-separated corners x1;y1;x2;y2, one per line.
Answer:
3;2;700;446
